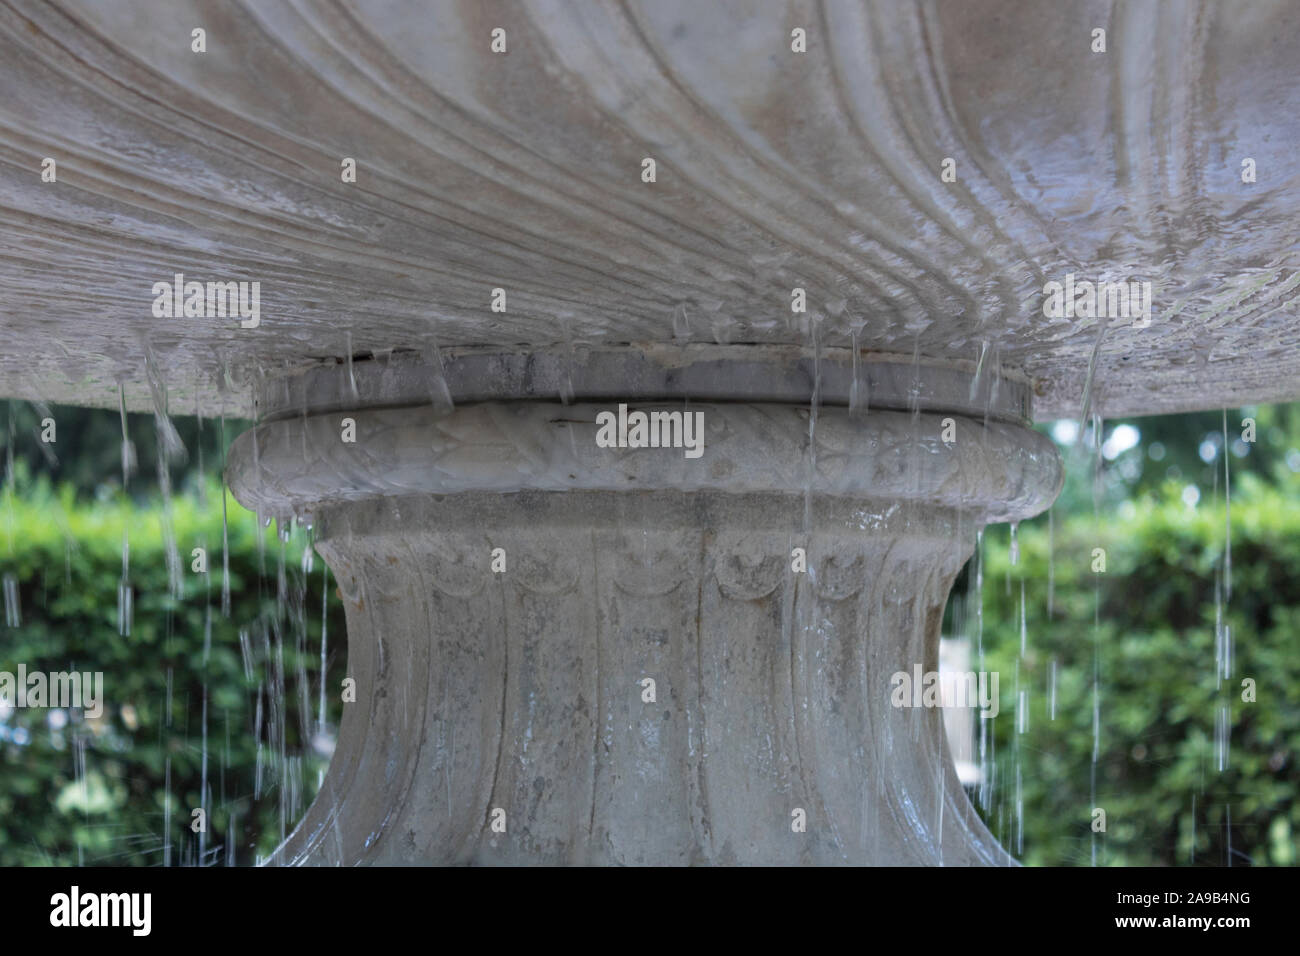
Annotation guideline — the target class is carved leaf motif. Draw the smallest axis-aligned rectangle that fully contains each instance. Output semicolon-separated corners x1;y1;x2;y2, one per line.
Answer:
714;536;785;600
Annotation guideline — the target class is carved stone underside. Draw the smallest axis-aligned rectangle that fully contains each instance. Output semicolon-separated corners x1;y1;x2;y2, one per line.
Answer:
277;491;1010;866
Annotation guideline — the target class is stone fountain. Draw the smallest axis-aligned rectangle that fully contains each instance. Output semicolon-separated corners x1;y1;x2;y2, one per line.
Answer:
2;1;1298;865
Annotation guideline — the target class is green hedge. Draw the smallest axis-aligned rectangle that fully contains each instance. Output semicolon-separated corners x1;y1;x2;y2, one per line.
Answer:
972;474;1300;865
0;479;346;866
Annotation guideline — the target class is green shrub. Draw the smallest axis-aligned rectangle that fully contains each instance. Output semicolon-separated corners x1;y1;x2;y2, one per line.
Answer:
971;475;1300;865
0;478;346;866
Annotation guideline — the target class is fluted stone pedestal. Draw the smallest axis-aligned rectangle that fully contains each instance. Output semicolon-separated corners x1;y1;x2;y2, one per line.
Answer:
226;346;1061;865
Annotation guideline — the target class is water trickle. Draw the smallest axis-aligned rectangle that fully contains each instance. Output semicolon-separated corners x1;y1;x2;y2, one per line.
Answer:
118;384;133;491
935;764;945;867
194;390;207;505
969;339;989;402
163;756;172;867
2;572;19;627
1090;657;1100;867
804;320;821;533
972;529;991;812
318;562;329;743
72;730;87;865
1047;658;1058;721
848;330;866;415
1214;578;1226;690
1226;805;1234;866
1215;703;1231;771
145;348;185;463
149;382;185;601
199;689;208;866
426;350;455;414
117;565;132;638
985;345;1002;428
1014;764;1024;856
973;530;985;657
1090;414;1105;515
116;386;134;637
1077;318;1109;432
710;315;732;345
1214;409;1234;768
253;685;265;801
3;402;13;556
220;415;231;617
1046;507;1055;619
1018;579;1027;656
909;336;923;499
238;628;254;682
558;318;577;406
1223;409;1232;600
272;622;288;848
672;302;691;340
1009;521;1020;565
345;331;359;403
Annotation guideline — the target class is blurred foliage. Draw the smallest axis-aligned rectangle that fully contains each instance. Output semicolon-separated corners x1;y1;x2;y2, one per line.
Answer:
2;398;246;502
964;403;1300;866
0;472;346;866
1042;402;1300;514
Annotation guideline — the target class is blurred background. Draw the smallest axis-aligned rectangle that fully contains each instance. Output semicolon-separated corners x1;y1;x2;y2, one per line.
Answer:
946;402;1300;866
0;404;346;865
0;399;1296;865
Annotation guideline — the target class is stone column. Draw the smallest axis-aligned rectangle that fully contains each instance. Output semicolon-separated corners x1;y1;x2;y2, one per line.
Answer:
226;346;1060;865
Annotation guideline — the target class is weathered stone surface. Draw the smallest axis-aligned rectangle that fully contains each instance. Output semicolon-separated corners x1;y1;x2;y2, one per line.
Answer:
231;350;1062;531
280;491;1014;865
2;1;1298;419
227;374;1062;865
